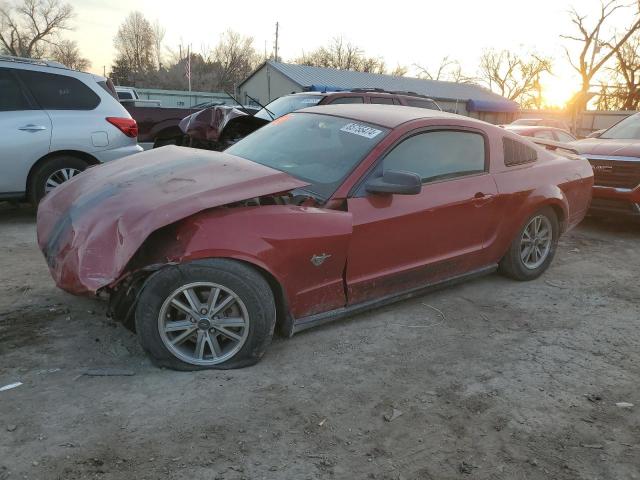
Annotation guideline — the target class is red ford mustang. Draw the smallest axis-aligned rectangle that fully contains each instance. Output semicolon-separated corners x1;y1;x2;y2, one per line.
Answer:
37;105;593;370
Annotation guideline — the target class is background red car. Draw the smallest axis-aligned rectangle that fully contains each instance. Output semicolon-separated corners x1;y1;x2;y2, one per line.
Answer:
37;105;593;370
502;125;577;143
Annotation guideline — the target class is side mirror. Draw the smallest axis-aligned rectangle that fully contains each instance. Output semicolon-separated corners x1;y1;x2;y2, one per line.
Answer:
365;170;422;195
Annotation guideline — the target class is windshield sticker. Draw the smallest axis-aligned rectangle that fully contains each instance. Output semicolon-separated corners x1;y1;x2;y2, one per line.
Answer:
340;123;382;139
301;98;322;104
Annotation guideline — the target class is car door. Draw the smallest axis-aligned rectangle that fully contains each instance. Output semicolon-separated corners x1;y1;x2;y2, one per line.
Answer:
16;69;103;154
0;68;51;196
345;128;499;305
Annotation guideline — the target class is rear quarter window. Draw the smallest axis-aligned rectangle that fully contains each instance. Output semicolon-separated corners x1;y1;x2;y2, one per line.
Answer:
503;137;537;166
0;68;31;111
17;70;100;110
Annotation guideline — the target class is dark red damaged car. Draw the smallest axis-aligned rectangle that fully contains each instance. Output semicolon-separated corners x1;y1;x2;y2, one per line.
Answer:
37;105;593;370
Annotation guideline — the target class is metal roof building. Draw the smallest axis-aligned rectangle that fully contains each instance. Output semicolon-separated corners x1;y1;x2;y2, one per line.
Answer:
238;60;519;123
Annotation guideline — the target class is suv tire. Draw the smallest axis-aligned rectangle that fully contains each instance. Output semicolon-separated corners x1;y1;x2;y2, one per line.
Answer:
29;155;89;205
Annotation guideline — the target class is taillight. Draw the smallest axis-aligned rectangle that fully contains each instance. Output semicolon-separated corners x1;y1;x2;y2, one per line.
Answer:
106;117;138;138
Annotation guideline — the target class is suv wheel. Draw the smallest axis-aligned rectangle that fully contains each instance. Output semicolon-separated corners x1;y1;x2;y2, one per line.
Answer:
29;155;89;205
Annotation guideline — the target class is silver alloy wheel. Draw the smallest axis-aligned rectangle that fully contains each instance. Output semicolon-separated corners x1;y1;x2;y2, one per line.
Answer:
158;282;250;366
45;168;82;194
520;215;552;270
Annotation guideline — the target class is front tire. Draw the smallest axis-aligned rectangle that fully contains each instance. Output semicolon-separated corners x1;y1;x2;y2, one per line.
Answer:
499;207;559;281
135;259;276;370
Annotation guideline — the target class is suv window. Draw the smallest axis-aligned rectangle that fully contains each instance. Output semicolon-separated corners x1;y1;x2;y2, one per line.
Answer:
383;130;486;183
17;70;100;110
405;98;439;110
370;97;394;105
503;137;537;166
328;96;364;104
0;68;30;111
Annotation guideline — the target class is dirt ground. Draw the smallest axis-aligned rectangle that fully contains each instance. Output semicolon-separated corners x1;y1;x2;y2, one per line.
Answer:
0;202;639;480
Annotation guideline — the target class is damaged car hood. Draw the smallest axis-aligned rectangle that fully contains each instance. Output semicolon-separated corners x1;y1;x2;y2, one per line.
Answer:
179;105;268;143
37;146;309;295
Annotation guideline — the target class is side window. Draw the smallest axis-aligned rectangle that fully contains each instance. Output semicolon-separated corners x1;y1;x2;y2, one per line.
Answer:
556;131;576;143
117;91;133;100
0;68;31;111
503;137;537;166
370;97;394;105
17;70;100;110
383;130;486;183
533;130;554;140
328;96;364;104
405;99;439;110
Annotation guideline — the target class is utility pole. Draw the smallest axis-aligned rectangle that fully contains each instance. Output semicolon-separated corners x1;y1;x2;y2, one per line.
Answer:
274;22;279;62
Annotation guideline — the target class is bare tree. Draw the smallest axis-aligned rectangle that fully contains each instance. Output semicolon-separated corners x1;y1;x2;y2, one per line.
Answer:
390;64;408;77
152;19;165;69
211;29;259;92
294;37;386;73
0;0;73;57
609;32;640;109
49;38;88;69
478;49;552;107
561;1;640;110
415;56;475;83
113;11;156;83
415;56;456;81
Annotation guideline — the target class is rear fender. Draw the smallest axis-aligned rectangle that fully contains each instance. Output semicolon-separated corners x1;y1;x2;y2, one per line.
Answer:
486;184;569;262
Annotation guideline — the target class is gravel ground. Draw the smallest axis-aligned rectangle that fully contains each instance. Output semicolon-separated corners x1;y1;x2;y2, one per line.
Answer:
0;203;639;480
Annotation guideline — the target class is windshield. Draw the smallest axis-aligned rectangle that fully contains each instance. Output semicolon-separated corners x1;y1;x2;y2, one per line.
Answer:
601;114;640;140
226;113;389;199
254;95;323;121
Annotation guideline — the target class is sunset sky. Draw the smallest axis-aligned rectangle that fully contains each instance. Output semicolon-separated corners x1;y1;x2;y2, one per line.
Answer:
63;0;636;107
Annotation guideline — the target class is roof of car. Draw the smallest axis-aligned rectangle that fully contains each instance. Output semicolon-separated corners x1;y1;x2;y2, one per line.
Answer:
504;125;570;133
299;103;481;129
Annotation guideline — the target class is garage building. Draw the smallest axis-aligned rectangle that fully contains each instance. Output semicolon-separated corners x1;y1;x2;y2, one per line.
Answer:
238;60;519;124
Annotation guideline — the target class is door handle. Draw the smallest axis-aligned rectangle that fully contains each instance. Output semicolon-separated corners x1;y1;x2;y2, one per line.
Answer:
18;124;47;132
474;192;494;199
473;192;495;206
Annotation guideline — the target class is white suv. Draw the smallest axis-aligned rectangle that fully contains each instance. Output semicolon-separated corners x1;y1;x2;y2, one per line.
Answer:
0;56;143;204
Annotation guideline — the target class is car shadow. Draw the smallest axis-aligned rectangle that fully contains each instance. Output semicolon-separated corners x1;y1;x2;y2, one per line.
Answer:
579;216;640;238
0;201;36;220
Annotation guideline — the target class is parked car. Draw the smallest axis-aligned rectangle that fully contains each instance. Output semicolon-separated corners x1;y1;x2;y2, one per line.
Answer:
115;86;140;101
502;125;577;143
37;105;593;370
508;118;571;131
122;102;203;149
179;89;442;150
0;55;142;205
572;112;640;218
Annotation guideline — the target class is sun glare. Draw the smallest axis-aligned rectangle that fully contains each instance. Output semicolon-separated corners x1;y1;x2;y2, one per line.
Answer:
541;76;577;108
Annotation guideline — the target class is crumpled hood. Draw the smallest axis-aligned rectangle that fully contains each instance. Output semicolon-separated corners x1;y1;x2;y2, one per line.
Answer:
572;138;640;158
179;105;268;143
37;146;308;295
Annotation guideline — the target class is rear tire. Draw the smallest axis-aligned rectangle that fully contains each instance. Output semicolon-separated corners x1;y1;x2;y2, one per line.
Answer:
135;259;276;371
499;207;559;281
29;155;88;205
